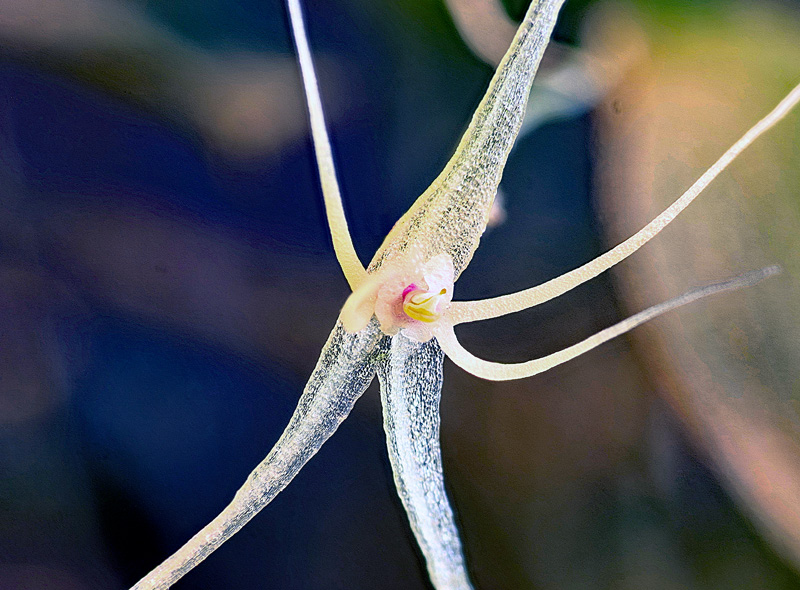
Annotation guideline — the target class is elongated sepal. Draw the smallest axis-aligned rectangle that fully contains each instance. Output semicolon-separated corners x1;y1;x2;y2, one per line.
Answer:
377;333;474;590
131;320;386;590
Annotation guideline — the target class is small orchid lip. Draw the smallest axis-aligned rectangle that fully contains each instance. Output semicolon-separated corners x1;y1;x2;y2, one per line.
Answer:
403;287;448;323
339;252;455;339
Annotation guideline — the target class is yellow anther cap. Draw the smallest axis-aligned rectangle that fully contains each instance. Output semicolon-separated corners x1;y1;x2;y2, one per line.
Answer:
403;288;447;323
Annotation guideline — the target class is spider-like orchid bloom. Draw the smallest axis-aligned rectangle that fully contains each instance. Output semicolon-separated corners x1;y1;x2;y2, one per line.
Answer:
131;1;800;589
341;249;455;341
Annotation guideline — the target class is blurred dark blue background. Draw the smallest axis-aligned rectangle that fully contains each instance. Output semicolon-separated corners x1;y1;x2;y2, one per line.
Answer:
1;0;799;588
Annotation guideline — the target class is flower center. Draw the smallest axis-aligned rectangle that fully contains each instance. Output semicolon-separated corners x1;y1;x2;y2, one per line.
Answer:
402;285;448;323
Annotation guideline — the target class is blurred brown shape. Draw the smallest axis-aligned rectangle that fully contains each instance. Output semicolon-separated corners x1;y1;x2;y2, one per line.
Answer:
0;0;350;158
444;0;519;67
446;0;649;137
595;1;800;571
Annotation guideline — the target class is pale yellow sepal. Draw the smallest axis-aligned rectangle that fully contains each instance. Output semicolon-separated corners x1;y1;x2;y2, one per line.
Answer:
340;277;381;333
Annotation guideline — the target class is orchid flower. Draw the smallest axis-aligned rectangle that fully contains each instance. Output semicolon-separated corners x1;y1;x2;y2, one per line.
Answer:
130;1;800;589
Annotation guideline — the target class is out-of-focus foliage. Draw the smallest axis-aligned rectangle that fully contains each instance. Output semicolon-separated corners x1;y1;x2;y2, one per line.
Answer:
596;0;800;577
